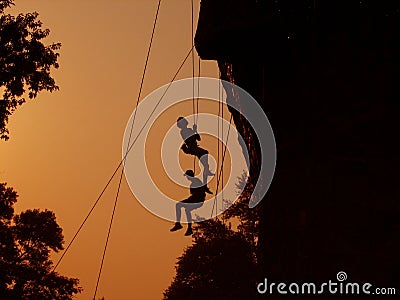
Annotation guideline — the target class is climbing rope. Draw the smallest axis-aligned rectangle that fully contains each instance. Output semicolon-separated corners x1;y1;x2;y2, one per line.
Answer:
92;1;163;298
220;79;224;217
92;170;123;300
51;1;211;297
191;0;198;173
191;0;196;125
211;103;233;218
197;57;200;125
53;0;163;277
214;75;221;218
211;76;219;218
53;44;194;273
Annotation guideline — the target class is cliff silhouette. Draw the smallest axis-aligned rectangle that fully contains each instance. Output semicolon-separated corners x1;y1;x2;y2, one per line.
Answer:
195;1;399;298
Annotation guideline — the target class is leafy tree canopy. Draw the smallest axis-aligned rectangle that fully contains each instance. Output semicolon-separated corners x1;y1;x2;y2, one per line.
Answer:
163;219;257;300
0;0;61;140
164;174;261;300
0;182;82;299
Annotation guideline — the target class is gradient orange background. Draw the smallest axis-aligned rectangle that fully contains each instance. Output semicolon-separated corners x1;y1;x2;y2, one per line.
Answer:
0;1;230;299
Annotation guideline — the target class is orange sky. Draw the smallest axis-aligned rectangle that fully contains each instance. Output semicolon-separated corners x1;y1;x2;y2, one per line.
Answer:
0;1;239;299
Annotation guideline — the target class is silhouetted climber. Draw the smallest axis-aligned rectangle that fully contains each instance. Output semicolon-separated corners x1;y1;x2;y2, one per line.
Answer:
177;116;214;194
170;170;207;236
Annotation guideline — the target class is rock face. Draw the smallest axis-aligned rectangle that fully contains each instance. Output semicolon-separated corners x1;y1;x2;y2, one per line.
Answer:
195;0;399;297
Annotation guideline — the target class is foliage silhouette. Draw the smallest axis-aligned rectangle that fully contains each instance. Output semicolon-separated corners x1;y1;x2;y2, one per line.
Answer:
164;219;257;300
164;175;260;300
0;0;61;140
0;182;82;299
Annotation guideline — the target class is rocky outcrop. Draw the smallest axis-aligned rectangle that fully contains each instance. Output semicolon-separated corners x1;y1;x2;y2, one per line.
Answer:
195;1;400;297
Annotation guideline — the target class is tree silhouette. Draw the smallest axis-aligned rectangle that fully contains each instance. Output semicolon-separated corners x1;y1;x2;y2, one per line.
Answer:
0;182;82;299
223;172;260;251
164;175;260;300
164;219;257;300
0;0;61;140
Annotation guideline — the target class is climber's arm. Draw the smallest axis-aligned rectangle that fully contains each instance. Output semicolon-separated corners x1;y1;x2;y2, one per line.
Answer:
192;124;201;141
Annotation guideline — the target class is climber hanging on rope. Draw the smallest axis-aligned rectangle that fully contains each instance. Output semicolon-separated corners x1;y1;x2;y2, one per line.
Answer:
170;169;207;236
177;116;214;194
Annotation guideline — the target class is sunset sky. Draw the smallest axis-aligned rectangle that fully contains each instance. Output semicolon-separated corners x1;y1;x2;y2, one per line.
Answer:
0;1;240;299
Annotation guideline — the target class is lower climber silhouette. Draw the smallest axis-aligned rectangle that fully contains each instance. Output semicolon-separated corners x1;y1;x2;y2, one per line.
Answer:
170;169;207;236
